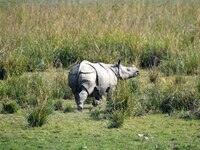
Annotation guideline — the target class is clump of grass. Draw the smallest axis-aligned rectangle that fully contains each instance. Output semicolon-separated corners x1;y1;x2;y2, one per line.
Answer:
3;53;28;78
90;108;102;120
54;99;63;111
176;110;195;120
52;72;73;100
148;68;159;84
0;61;6;80
145;84;163;113
140;41;169;68
130;79;139;93
53;45;84;68
2;99;19;114
197;78;200;94
193;108;200;119
25;74;53;127
106;81;132;117
1;76;37;108
174;75;185;84
160;84;199;114
27;106;52;127
63;104;74;113
108;110;124;128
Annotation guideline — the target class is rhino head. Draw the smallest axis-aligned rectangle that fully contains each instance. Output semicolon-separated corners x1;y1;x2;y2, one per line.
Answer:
111;60;139;80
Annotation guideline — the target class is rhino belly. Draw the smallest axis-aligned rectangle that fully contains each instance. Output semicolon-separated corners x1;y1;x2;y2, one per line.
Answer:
96;70;117;95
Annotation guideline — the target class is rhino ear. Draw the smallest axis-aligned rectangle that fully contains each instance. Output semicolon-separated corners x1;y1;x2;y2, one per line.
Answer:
117;59;121;66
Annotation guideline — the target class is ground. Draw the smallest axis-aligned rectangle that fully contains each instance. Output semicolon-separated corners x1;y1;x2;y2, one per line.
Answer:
0;101;199;150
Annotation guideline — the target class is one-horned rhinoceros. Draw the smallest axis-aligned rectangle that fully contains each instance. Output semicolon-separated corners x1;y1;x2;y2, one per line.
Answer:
68;60;139;111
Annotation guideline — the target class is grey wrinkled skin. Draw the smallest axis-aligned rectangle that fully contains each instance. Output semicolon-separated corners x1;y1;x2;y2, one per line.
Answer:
68;60;139;111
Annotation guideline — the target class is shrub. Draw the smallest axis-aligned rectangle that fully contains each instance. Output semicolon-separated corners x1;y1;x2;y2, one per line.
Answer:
54;99;63;111
2;99;19;114
108;111;124;128
27;106;52;127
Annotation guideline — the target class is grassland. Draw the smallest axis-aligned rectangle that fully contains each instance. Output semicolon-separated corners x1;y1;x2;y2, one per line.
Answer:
0;0;200;149
0;104;200;150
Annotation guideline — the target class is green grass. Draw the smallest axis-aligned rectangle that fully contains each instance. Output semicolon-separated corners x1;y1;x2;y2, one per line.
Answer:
0;0;200;149
0;106;199;150
0;0;199;77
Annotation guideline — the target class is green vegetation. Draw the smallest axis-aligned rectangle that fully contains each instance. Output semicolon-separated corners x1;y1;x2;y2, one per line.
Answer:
0;0;200;77
0;0;200;149
2;99;19;114
0;108;200;150
54;99;64;111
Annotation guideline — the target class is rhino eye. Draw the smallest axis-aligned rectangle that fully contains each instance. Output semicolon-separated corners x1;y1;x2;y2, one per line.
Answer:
127;68;131;71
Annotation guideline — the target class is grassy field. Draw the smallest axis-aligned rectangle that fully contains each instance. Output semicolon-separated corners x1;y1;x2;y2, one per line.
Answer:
0;69;199;150
0;103;200;150
0;0;200;149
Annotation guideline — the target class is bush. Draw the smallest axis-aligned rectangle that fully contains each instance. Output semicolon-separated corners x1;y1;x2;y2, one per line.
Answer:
2;99;19;114
108;111;125;128
54;99;63;111
27;106;52;127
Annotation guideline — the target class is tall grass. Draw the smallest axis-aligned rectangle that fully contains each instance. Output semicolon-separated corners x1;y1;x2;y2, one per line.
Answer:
0;0;199;123
0;0;199;77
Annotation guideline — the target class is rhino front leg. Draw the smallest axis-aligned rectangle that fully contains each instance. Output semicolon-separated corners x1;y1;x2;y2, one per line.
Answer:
106;87;115;102
75;88;88;111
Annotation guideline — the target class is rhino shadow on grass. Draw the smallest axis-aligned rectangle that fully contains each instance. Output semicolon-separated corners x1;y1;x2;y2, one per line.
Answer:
68;60;139;111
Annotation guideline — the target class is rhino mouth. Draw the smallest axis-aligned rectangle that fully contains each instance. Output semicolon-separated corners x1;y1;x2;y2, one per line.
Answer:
132;71;139;77
135;71;139;76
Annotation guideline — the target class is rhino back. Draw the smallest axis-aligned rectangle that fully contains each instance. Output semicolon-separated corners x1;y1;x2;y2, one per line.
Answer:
68;61;117;96
90;63;117;95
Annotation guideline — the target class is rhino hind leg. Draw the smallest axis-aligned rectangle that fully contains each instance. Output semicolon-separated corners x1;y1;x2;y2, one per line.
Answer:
92;96;102;107
75;87;88;111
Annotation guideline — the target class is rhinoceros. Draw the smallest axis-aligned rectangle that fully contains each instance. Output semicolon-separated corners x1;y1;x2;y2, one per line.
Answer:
68;60;139;111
